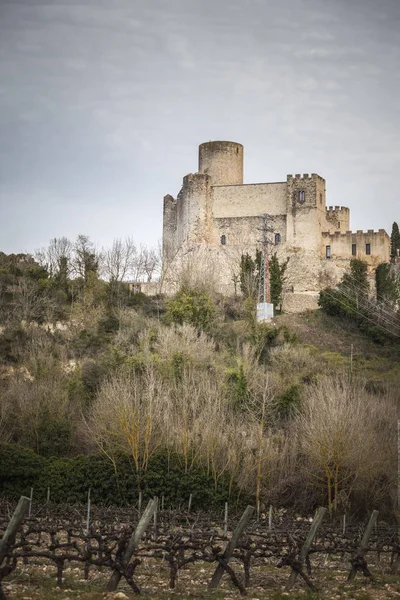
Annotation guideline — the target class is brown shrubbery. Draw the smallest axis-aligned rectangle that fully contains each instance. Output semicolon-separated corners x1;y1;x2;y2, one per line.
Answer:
0;265;399;515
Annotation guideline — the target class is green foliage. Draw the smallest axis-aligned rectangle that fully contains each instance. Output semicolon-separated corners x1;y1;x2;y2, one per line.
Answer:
239;251;261;299
391;221;400;259
36;415;72;458
278;384;302;418
281;326;298;344
226;363;250;409
270;254;288;312
340;258;369;295
250;321;279;361
0;325;30;363
0;445;250;509
376;263;399;305
318;258;400;345
0;444;47;497
0;253;48;280
166;287;215;331
172;351;186;381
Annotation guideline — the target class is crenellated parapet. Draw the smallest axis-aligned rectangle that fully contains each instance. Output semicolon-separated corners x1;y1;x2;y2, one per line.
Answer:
322;229;388;239
287;173;325;182
321;229;390;263
326;206;349;218
325;205;350;232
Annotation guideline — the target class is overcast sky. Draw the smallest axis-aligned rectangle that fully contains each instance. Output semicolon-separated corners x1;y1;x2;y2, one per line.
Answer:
0;0;399;254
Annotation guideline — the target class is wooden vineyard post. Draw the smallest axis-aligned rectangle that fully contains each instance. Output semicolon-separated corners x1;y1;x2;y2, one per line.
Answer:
393;420;400;574
86;488;91;535
138;491;142;518
28;488;33;517
347;510;379;581
208;505;254;592
0;496;30;565
391;511;400;574
223;502;228;538
284;506;327;592
107;497;158;592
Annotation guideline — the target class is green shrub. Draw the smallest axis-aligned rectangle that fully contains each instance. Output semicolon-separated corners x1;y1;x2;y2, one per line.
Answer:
0;444;47;498
0;445;250;509
166;287;215;331
226;364;250;409
278;385;302;419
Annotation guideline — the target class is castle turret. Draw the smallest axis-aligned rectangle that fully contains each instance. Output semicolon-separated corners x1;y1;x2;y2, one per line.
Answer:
198;141;243;185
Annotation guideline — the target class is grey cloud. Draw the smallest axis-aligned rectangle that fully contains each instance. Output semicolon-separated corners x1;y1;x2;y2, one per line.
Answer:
0;0;399;253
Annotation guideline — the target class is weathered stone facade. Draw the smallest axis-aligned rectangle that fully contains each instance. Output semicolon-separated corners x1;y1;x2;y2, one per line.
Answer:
162;141;390;312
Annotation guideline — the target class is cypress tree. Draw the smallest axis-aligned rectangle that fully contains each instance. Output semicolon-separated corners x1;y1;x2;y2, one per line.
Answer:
391;222;400;259
270;254;288;312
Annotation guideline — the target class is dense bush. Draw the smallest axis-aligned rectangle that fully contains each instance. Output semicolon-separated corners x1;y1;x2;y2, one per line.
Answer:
166;287;215;331
0;444;249;509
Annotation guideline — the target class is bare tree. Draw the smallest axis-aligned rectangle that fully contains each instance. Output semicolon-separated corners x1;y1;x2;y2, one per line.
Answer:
102;237;137;283
293;375;397;514
35;237;73;278
86;366;165;477
140;245;159;283
11;279;54;323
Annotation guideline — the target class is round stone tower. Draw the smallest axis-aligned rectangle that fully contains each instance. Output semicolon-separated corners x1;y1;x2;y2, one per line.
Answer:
198;141;243;185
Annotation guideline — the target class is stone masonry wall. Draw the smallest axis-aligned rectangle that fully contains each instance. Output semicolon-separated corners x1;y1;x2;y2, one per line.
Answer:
321;229;390;266
199;141;244;185
325;206;350;233
211;182;287;219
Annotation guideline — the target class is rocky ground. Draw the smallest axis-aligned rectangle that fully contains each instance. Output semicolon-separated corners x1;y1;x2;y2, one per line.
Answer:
3;555;400;600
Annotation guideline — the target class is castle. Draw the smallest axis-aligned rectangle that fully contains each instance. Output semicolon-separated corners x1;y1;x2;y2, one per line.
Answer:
162;141;390;312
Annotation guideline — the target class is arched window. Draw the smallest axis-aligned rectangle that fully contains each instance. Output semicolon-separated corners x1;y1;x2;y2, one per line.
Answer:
220;235;226;245
275;233;281;245
298;190;305;202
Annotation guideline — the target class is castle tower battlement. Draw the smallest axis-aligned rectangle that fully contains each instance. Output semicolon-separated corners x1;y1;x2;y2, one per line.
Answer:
326;206;350;217
325;205;350;232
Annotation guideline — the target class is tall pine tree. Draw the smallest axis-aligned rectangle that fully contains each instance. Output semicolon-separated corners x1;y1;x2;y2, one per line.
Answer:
391;222;400;259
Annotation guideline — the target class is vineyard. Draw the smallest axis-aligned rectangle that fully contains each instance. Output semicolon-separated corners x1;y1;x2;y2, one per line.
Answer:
0;498;400;599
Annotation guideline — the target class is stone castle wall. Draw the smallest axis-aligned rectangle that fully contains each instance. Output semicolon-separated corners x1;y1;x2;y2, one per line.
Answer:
162;141;391;313
321;229;390;266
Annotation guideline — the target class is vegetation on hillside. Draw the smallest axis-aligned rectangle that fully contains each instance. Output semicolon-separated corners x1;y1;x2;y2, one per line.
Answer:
0;234;399;518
